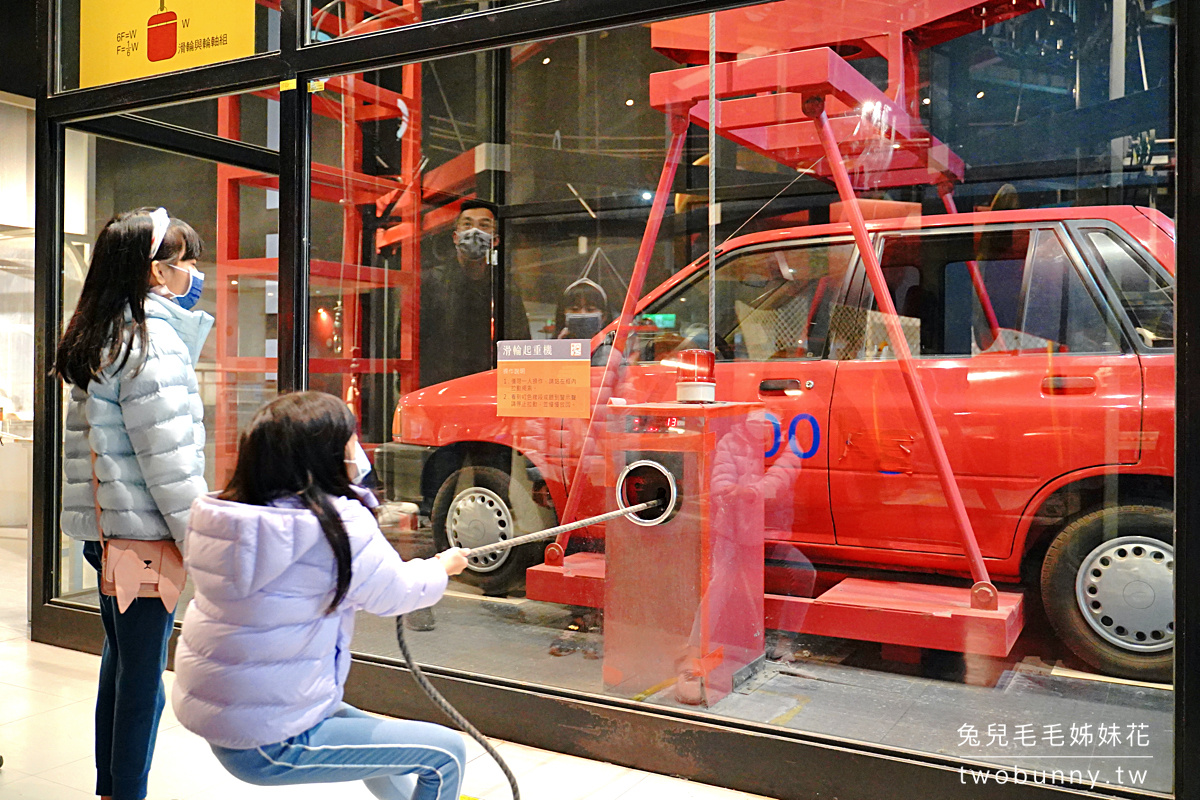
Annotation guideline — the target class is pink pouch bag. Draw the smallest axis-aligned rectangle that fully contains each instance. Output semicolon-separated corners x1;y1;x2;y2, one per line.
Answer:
91;451;186;613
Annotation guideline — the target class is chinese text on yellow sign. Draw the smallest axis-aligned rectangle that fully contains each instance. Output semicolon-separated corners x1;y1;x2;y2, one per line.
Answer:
497;340;591;419
79;0;255;89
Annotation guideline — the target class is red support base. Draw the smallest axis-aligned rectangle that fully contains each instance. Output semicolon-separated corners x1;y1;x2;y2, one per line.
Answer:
526;564;1026;658
526;553;606;608
766;579;1024;658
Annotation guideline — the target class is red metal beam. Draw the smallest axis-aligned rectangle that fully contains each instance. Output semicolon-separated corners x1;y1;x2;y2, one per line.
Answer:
808;98;997;609
552;114;692;553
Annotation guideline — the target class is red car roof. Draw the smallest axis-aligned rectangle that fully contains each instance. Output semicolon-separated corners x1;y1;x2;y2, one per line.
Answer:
634;205;1175;315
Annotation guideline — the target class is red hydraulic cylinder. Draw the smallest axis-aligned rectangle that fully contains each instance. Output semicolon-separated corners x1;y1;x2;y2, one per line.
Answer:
806;96;997;610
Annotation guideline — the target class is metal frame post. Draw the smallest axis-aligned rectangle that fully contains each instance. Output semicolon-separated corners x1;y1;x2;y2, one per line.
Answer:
551;113;691;553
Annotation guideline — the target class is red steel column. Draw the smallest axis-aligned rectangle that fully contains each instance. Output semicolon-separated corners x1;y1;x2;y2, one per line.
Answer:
550;113;692;556
806;96;996;608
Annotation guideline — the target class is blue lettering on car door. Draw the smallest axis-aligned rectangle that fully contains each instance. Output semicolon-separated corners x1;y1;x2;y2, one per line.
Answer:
788;413;821;459
764;412;783;458
764;412;820;459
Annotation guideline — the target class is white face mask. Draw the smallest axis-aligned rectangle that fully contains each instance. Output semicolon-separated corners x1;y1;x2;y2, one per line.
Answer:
344;441;372;485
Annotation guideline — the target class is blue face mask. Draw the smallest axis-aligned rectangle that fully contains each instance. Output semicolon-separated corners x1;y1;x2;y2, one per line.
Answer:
156;263;205;310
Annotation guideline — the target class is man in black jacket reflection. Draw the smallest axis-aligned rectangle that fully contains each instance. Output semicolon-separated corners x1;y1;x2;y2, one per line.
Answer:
419;199;531;388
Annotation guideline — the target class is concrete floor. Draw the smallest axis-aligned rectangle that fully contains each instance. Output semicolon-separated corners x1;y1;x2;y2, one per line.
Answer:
2;530;774;800
47;524;1177;795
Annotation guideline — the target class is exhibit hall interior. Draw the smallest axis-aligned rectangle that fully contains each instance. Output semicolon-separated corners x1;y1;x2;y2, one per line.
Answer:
14;0;1200;798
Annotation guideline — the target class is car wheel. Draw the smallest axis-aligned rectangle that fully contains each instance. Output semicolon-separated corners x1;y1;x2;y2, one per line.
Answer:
1040;504;1174;683
431;465;557;595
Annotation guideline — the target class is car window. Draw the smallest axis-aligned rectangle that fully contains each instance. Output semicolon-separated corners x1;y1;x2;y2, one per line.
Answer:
848;227;1120;359
1080;228;1174;349
634;242;853;362
1019;229;1122;354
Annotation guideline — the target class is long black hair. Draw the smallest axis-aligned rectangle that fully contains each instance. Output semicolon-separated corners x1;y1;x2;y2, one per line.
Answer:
220;392;366;612
55;208;203;388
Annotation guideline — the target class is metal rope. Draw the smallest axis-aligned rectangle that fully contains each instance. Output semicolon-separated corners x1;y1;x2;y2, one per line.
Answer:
394;497;663;800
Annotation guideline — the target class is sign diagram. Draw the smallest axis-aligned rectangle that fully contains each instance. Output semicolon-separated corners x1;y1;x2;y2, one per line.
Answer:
147;2;178;62
79;0;254;89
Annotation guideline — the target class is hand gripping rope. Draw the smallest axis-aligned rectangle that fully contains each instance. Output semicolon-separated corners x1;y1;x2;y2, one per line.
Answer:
395;498;663;800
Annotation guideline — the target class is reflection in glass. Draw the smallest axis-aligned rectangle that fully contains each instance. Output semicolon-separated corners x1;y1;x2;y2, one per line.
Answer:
294;1;1175;794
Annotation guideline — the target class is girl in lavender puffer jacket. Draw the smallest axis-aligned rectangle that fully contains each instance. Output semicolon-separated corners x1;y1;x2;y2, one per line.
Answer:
171;392;470;800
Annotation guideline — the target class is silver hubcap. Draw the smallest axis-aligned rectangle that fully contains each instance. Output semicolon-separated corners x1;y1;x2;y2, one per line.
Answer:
447;487;513;573
1075;535;1174;652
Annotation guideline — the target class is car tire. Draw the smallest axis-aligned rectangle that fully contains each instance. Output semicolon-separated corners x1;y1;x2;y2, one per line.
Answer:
431;465;556;596
1040;503;1174;683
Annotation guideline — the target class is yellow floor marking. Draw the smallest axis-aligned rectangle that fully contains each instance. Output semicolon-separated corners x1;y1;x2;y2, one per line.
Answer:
1049;665;1171;691
631;677;679;702
443;589;527;606
769;695;812;726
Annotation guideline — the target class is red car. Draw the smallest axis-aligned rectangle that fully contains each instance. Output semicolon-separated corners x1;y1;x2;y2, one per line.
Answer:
379;205;1176;681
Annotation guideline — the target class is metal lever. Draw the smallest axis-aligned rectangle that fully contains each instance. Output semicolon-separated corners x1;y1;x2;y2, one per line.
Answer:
465;498;664;559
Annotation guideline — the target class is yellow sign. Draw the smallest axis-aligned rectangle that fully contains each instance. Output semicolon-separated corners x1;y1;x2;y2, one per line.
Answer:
497;340;591;419
79;0;255;89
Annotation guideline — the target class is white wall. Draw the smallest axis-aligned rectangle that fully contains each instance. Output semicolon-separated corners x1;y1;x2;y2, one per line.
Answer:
0;94;98;528
0;93;94;234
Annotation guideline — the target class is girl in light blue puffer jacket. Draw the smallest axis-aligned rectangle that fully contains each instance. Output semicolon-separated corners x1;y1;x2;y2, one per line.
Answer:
172;391;470;800
56;207;212;800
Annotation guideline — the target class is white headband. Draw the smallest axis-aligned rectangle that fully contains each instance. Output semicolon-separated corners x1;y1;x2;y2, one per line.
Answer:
564;276;608;307
148;207;170;259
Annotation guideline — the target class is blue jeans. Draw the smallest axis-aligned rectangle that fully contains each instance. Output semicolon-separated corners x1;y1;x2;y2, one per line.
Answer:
212;704;466;800
83;540;176;800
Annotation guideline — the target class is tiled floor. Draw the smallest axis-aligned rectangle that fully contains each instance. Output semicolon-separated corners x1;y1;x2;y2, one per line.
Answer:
0;529;775;800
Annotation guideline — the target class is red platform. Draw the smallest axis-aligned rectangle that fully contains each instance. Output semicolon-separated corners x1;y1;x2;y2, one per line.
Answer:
528;559;1024;658
772;579;1025;657
527;553;606;609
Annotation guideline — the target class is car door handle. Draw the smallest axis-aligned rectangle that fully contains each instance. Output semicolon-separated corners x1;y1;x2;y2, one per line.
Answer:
1042;375;1097;395
759;379;803;394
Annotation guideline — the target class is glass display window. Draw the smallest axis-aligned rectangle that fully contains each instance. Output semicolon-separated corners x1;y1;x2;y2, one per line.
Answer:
33;0;1186;796
333;2;1175;793
54;133;280;610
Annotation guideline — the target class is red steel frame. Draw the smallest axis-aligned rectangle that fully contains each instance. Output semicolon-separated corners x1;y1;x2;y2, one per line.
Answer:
640;1;1044;610
212;0;428;485
538;2;1048;638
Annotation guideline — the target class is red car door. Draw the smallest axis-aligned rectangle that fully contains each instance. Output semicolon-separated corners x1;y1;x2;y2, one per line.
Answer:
828;225;1142;558
561;239;853;543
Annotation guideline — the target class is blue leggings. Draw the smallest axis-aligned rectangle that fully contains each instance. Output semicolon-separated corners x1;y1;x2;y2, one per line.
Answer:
212;704;466;800
83;540;175;800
